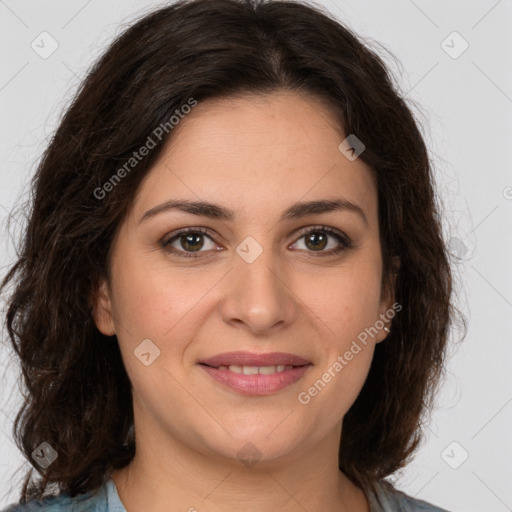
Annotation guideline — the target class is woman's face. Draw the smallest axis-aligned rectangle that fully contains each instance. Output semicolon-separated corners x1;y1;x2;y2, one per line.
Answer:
94;90;394;467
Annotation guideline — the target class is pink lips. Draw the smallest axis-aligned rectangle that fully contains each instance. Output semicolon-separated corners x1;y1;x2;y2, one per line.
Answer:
198;351;312;396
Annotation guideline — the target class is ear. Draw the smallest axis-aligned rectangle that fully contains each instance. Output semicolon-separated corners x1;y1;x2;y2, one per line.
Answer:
376;255;401;343
91;278;116;336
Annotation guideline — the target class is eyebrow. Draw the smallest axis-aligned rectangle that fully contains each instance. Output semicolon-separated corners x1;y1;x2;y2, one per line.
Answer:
139;197;368;226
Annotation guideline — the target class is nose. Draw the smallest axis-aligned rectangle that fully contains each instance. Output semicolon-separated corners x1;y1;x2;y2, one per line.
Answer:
219;247;297;336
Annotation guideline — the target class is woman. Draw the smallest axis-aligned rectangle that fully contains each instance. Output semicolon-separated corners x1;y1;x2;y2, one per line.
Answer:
0;0;462;510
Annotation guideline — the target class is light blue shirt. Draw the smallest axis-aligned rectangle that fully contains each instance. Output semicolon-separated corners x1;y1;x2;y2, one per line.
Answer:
1;477;450;511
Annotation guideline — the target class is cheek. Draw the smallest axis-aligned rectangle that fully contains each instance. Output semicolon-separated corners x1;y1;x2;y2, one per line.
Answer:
110;259;223;382
111;257;202;336
296;261;383;341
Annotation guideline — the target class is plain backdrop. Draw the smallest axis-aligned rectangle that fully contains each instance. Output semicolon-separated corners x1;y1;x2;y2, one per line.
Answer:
1;1;511;511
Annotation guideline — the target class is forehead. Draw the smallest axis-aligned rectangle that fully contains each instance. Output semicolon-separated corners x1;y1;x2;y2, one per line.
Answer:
130;90;378;226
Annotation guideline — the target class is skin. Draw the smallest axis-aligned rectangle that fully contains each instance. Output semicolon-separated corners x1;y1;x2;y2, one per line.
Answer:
93;90;396;512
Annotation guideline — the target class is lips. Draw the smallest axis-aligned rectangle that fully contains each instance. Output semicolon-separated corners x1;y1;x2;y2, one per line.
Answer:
198;351;311;368
197;351;312;395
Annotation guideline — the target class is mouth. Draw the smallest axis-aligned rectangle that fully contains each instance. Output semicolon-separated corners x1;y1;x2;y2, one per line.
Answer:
198;351;311;368
197;352;312;395
200;363;302;374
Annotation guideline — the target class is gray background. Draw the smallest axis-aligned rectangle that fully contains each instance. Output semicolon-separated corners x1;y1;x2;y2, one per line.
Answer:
1;1;511;510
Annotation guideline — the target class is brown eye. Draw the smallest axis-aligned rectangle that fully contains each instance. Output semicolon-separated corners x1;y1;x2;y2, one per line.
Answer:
178;233;205;252
304;231;328;251
291;226;352;256
161;225;352;260
162;228;217;258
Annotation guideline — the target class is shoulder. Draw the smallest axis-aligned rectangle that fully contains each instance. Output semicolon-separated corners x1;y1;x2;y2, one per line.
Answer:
368;479;451;512
0;482;110;512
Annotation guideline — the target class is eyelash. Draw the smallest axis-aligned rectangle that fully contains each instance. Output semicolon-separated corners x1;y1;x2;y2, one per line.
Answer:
161;225;353;259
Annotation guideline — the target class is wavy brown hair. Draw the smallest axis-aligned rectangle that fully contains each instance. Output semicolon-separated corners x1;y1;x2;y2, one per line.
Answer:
1;0;464;504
